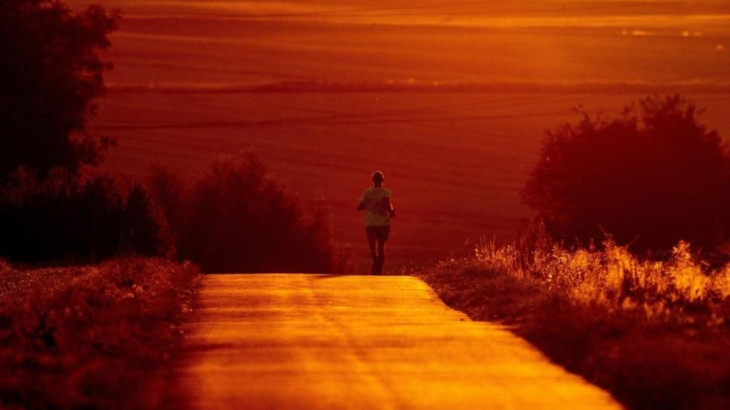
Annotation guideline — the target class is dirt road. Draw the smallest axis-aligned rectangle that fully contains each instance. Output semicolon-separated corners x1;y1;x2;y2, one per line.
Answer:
164;274;620;409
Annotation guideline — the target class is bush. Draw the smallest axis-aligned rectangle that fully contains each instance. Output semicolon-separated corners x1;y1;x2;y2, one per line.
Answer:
0;257;200;408
148;154;336;273
0;168;171;263
122;183;173;258
523;95;730;253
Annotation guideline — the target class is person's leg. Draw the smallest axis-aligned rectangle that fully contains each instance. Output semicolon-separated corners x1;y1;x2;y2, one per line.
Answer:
366;227;377;274
375;238;386;275
373;225;389;275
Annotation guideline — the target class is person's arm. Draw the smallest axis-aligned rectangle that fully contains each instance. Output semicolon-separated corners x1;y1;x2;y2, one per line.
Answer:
381;197;395;218
357;200;365;211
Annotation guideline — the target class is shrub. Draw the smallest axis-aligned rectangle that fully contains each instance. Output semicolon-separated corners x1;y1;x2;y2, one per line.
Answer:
523;95;730;253
122;183;173;258
148;154;336;273
0;257;200;408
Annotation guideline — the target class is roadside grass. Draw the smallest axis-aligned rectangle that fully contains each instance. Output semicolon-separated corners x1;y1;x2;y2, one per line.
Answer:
0;258;200;408
416;228;730;410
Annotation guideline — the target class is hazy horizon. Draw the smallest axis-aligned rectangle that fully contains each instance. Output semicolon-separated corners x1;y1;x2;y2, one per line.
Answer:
67;0;730;90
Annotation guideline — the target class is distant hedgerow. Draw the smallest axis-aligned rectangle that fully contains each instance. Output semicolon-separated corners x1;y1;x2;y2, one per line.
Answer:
0;153;340;271
0;167;171;262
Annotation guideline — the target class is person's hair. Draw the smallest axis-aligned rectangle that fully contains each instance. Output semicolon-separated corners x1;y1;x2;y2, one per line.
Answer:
372;171;384;183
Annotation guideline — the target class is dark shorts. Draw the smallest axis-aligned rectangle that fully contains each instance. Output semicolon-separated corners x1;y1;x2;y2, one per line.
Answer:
366;225;390;242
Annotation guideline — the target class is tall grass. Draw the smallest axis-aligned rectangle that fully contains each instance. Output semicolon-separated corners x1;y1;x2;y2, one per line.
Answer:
475;232;730;325
0;258;199;408
418;224;730;409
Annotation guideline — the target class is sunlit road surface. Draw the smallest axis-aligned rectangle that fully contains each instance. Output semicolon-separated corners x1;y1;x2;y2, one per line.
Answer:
166;274;621;409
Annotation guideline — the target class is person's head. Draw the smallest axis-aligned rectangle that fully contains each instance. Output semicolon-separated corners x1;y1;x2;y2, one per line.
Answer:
372;171;384;187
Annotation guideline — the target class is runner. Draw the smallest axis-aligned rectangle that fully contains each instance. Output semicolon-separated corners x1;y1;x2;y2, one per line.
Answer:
357;171;396;275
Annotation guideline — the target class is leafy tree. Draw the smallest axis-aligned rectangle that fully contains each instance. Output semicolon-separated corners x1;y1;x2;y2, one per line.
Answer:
0;0;118;178
148;155;336;273
523;95;730;252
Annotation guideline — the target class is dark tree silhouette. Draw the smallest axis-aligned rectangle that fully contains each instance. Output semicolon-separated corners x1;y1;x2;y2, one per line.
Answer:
122;183;170;257
523;95;730;252
0;168;170;262
149;155;335;273
0;0;118;178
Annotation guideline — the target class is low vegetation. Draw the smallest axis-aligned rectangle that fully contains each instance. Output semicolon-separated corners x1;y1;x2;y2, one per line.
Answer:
417;224;730;410
0;258;200;408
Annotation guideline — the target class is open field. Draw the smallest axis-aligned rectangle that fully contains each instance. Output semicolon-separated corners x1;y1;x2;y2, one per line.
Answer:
93;90;730;272
67;0;730;271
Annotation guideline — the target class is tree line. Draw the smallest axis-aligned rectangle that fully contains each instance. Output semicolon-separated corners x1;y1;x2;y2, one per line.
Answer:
0;0;337;272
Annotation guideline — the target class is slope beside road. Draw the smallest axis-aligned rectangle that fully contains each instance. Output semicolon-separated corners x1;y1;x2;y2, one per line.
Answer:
162;274;621;409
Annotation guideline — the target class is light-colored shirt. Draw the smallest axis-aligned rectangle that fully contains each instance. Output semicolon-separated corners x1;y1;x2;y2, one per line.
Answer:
360;187;391;227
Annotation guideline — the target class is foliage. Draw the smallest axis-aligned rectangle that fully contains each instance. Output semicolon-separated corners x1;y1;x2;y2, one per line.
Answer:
123;183;174;258
471;236;730;323
0;0;118;178
0;153;337;270
417;226;730;409
147;154;336;273
0;258;200;408
523;95;730;252
0;168;171;262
